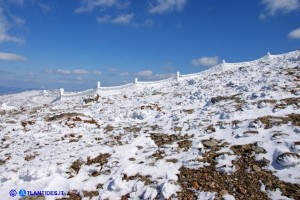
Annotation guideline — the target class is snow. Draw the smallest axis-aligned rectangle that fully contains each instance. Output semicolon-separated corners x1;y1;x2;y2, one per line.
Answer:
1;50;300;199
196;191;216;200
223;194;236;200
267;188;293;200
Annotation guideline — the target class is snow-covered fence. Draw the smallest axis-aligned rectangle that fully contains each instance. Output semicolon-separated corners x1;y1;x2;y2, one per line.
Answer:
60;72;181;98
61;88;97;98
58;51;279;98
98;83;135;91
137;77;176;86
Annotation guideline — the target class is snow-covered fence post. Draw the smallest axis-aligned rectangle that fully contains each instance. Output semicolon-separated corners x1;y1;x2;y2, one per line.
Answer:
134;78;138;84
222;60;226;64
176;71;180;80
267;52;271;57
97;81;101;89
60;88;64;98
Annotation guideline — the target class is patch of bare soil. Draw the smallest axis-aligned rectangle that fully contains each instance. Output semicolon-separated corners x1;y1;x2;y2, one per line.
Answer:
24;154;37;161
206;124;216;132
255;113;300;129
86;153;111;166
211;93;244;104
151;150;165;160
182;109;194;114
150;133;193;147
21;120;35;127
177;140;192;151
83;94;100;104
104;125;114;132
82;191;99;198
45;113;85;121
124;125;141;133
123;174;153;185
69;160;84;175
177;144;300;200
140;104;161;112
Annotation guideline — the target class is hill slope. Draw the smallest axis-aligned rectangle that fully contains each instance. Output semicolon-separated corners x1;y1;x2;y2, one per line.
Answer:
1;50;300;200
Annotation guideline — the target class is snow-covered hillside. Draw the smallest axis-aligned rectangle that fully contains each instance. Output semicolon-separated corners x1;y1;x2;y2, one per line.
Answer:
1;50;300;200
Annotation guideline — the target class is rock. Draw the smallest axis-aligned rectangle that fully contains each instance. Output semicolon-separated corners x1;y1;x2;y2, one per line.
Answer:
69;168;77;174
252;165;261;172
276;152;300;167
209;182;216;189
244;130;259;137
202;139;218;148
261;157;270;165
192;181;200;190
238;186;247;194
252;146;266;154
219;190;228;196
174;127;182;132
177;140;192;151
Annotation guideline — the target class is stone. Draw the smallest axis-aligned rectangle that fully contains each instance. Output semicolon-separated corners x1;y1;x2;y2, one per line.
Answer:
202;139;218;148
253;146;266;154
252;165;261;172
219;190;228;196
238;186;247;194
192;181;200;190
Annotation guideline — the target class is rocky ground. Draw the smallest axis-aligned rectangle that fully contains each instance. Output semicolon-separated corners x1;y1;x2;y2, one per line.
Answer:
1;50;300;200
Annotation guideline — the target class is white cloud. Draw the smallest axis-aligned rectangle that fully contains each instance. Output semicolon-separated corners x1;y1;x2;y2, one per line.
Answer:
288;27;300;39
76;76;83;81
112;13;134;24
73;69;90;75
0;52;26;61
45;69;102;76
120;72;129;76
97;13;134;24
0;8;23;43
75;0;130;13
261;0;300;15
8;0;24;5
135;70;153;77
149;0;187;14
119;70;153;77
192;56;220;67
56;69;72;75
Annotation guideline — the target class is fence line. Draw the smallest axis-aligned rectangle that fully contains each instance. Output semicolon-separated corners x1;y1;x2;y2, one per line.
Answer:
60;52;275;99
98;83;135;91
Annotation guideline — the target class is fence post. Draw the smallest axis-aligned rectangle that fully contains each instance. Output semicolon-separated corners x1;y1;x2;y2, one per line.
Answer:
134;78;138;84
97;81;101;89
60;88;64;98
176;71;180;80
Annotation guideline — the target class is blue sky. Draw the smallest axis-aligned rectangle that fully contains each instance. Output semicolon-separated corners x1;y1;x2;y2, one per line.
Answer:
0;0;299;91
